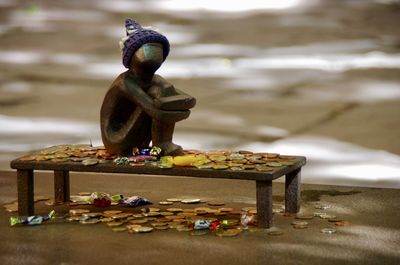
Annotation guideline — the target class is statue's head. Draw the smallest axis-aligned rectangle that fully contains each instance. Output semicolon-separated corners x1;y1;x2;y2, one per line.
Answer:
120;19;170;73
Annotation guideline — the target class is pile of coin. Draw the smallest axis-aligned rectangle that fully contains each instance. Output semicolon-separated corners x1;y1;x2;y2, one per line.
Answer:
17;145;297;173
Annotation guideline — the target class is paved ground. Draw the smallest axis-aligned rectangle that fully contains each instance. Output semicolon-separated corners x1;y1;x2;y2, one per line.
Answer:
1;171;400;265
1;0;400;264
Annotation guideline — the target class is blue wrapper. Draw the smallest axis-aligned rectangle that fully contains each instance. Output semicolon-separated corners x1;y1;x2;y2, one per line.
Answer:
194;220;212;230
120;196;152;207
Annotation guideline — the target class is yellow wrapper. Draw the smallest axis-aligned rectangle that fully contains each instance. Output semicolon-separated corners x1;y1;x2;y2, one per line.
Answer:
173;155;197;166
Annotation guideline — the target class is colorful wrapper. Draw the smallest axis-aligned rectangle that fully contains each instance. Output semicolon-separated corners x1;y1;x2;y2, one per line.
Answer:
194;220;212;230
121;196;152;207
10;210;55;226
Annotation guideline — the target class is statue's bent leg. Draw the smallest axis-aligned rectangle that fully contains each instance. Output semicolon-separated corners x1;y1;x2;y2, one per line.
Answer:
151;120;183;156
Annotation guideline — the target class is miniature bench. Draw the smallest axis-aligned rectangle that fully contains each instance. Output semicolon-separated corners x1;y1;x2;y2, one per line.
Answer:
10;155;306;228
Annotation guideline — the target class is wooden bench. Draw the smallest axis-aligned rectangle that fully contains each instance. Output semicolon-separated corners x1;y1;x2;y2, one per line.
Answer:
10;155;306;228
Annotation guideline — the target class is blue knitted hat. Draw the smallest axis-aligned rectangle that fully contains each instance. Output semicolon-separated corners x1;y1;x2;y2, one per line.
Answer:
121;19;170;69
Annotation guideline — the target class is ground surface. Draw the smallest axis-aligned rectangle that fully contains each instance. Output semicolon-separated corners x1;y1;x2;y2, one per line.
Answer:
0;171;399;265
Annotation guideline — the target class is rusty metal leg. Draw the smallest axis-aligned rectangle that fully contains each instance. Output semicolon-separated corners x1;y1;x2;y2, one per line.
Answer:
54;170;70;204
17;169;34;216
256;180;273;228
285;168;301;213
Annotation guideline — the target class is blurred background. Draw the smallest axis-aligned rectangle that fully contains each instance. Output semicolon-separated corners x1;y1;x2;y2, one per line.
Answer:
0;0;399;188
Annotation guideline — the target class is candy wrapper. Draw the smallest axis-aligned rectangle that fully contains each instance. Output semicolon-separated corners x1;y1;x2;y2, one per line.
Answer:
209;220;221;232
194;220;212;230
10;210;55;226
113;156;130;165
240;212;254;229
121;196;152;207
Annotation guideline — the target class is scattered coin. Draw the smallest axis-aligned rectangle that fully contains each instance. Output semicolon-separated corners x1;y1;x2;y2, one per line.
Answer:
126;224;142;230
103;210;122;216
291;221;308;226
248;209;257;215
107;222;123;227
83;212;103;218
82;158;99;166
132;226;153;233
314;203;331;210
320;228;336;234
160;212;174;216
69;209;90;215
328;218;343;223
293;224;308;229
143;212;161;217
159;201;173;205
80;218;101;224
295;214;314;220
129;219;148;224
176;225;193;232
265;162;282;167
167;208;183;213
218;207;233;212
335;221;351;227
151;222;169;227
242;207;256;212
212;165;229;170
166;198;181;202
181;198;201;204
77;192;92;196
267;230;284;236
154;225;169;230
208;201;225;206
319;214;336;219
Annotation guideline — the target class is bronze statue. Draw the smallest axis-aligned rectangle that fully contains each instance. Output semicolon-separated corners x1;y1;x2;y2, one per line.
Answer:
101;19;196;156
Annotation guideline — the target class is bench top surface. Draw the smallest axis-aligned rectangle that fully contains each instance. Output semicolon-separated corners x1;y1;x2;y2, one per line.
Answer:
11;156;306;181
10;145;306;181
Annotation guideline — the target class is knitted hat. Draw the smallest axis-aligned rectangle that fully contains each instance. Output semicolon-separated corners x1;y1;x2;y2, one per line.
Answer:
121;19;170;69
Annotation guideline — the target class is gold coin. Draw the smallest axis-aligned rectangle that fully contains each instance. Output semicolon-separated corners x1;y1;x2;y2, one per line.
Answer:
266;153;280;158
112;213;133;219
154;225;169;230
295;214;314;220
151;222;169;227
335;221;351;227
126;224;142;230
69;209;90;215
160;211;174;216
213;211;227;216
268;230;284;236
206;209;219;214
218;207;233;212
143;212;161;217
166;198;181;202
178;212;197;217
19;156;37;161
238;150;253;155
265;162;282;167
181;198;201;204
129;219;148;224
83;212;103;218
82;158;99;166
207;201;225;206
80;218;100;224
132;226;153;233
100;217;113;223
103;210;123;216
159;201;173;205
291;221;308;226
256;166;274;172
195;210;208;215
182;209;195;213
212;165;229;170
167;208;183;212
320;227;336;234
328;218;343;223
107;221;123;227
230;210;242;215
242;165;256;170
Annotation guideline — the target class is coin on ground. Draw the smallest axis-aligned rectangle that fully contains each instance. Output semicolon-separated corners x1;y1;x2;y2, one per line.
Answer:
208;201;225;206
166;198;181;202
321;227;336;234
335;221;351;226
159;201;173;205
80;218;100;224
295;214;314;220
143;212;161;217
69;209;90;215
176;225;193;232
107;221;123;227
319;214;336;219
293;224;308;229
167;208;183;213
129;219;148;224
219;207;233;212
242;207;256;212
268;230;284;236
181;198;201;204
291;221;308;226
132;226;153;233
103;210;122;216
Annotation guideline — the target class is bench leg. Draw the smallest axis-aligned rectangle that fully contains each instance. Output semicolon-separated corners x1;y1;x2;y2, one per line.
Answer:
285;168;301;213
17;169;34;216
54;170;70;204
256;180;273;228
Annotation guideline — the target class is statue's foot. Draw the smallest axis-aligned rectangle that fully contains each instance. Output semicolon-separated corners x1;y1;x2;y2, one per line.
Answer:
158;142;184;156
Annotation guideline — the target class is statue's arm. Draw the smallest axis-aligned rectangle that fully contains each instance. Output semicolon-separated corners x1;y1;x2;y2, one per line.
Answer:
121;78;190;122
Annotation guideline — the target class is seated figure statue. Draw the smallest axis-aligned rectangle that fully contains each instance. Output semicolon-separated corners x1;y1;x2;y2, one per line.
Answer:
100;19;196;156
